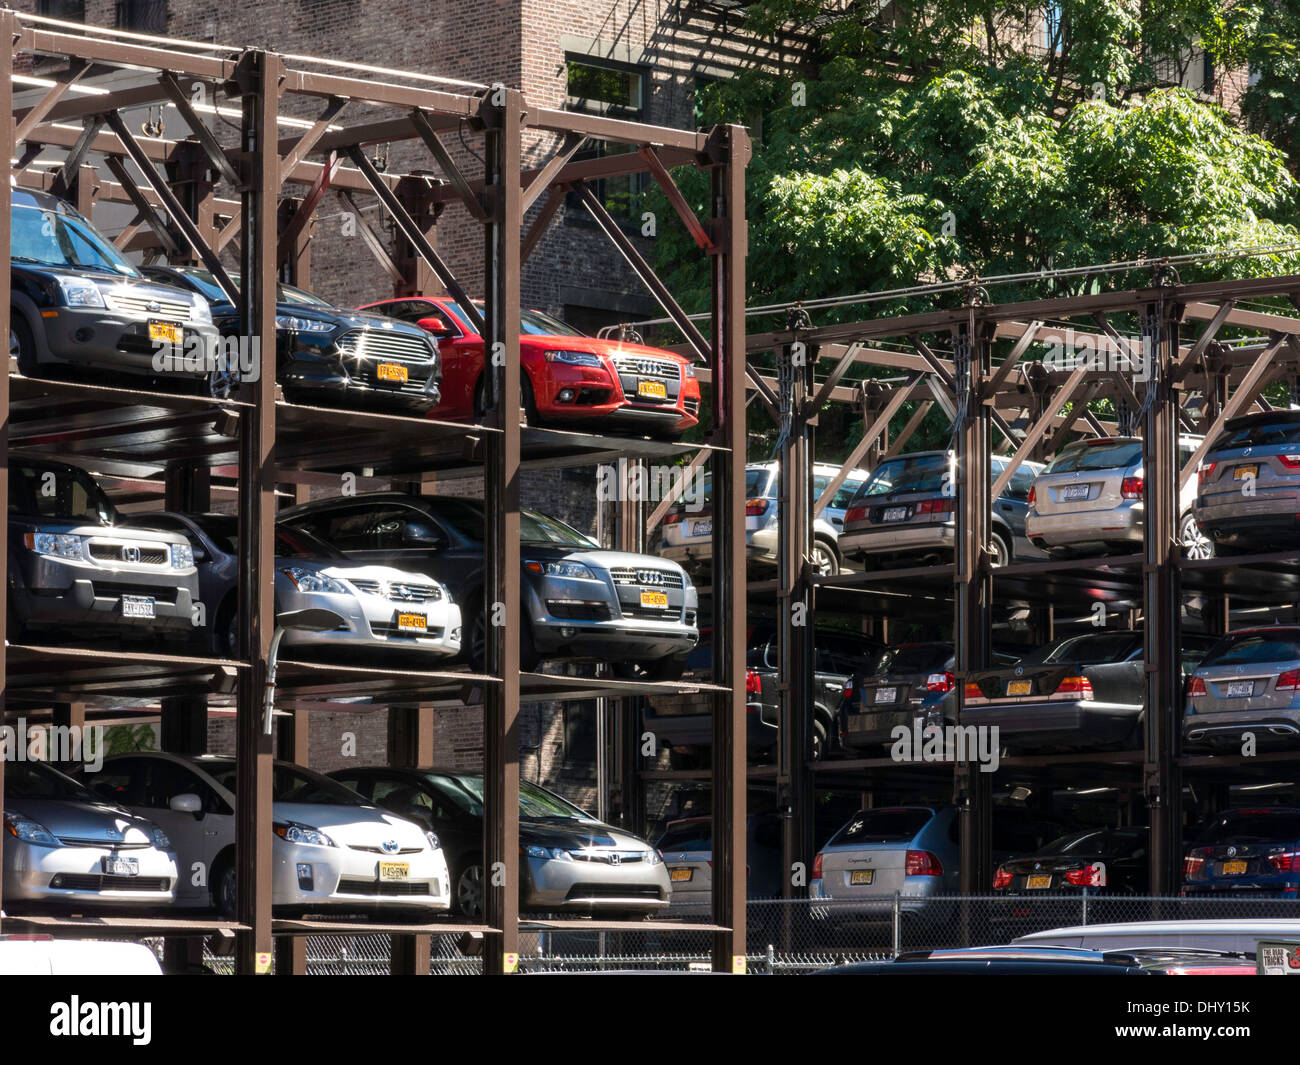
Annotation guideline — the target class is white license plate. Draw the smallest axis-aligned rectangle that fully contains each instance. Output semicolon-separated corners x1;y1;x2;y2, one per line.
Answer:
378;862;409;881
874;687;897;704
691;519;712;537
1062;484;1090;501
1225;680;1254;698
102;856;139;877
882;506;908;522
396;612;427;633
121;595;156;618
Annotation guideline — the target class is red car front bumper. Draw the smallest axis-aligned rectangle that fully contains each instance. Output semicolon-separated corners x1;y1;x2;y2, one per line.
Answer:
531;358;700;434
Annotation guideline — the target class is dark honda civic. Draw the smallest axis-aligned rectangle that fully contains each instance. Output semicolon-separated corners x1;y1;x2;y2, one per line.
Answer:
328;766;670;917
142;264;441;412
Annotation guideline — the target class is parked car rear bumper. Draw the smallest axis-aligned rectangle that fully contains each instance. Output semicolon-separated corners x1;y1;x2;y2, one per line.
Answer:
839;522;955;558
961;700;1139;747
1025;503;1142;548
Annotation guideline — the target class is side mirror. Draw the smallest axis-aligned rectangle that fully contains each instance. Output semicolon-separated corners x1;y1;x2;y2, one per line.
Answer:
401;525;445;549
416;315;451;335
170;792;202;815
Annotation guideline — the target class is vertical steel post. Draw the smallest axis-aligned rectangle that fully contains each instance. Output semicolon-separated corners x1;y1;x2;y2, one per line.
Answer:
481;87;523;975
388;704;434;975
954;315;994;897
1142;293;1184;897
234;49;281;976
0;9;16;933
708;124;749;972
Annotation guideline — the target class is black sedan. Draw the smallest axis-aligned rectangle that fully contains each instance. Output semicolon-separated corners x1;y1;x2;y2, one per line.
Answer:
142;264;441;412
994;826;1150;896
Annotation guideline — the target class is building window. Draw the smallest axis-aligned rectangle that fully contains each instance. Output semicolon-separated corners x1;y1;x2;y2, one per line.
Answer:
115;0;168;33
37;0;86;21
565;56;646;226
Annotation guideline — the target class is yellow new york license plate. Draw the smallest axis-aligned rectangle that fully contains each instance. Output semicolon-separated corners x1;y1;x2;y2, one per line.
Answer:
1221;860;1248;876
1026;874;1052;889
640;590;669;609
637;380;668;400
378;862;409;881
849;869;874;885
377;362;408;383
1007;680;1032;696
148;320;183;344
396;612;427;633
670;868;693;882
1235;464;1258;480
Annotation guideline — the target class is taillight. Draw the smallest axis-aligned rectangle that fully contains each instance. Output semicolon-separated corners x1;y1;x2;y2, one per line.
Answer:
661;511;684;525
1186;675;1207;697
1278;670;1300;692
842;680;855;701
1267;850;1300;872
1280;454;1300;469
1027;485;1036;505
1065;864;1105;888
745;498;770;516
926;671;955;693
1184;848;1211;879
845;506;867;523
812;852;823;880
1198;462;1217;485
745;668;762;695
1056;675;1093;699
964;681;983;699
993;867;1013;889
905;849;943;877
916;497;955;515
1120;476;1144;499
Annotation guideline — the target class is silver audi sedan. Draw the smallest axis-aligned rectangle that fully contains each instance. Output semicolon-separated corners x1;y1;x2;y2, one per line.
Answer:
4;760;177;907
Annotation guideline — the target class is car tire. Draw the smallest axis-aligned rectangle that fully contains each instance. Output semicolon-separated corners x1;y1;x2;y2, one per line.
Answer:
11;314;41;379
473;374;537;426
1179;512;1215;560
989;530;1010;568
212;853;237;919
812;716;828;760
812;538;840;577
454;859;484;919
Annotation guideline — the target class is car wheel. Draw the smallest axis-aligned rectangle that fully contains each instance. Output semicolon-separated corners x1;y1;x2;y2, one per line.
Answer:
206;361;237;401
11;315;41;378
464;594;487;672
473;374;536;426
214;597;238;658
811;717;828;760
1179;512;1215;560
812;538;840;577
212;855;237;919
989;531;1010;568
454;861;484;919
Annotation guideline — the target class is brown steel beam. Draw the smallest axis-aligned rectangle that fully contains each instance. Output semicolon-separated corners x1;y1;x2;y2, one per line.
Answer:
0;9;14;931
521;184;567;264
334;189;407;285
638;147;713;252
387;704;433;975
277;152;339;268
813;376;924;514
13;60;87;146
158;71;242;188
101;155;184;258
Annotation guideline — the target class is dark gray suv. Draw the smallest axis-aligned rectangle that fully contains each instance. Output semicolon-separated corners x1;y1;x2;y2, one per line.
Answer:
280;493;699;678
9;459;199;639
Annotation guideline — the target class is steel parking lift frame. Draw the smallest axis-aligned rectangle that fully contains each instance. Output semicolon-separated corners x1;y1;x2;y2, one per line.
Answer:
0;12;749;975
663;268;1300;911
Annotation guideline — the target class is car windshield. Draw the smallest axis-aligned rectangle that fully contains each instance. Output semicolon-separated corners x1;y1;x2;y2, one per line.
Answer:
832;808;933;845
1022;633;1138;666
169;269;332;307
858;454;950;497
424;773;595;821
1046;440;1143;472
189;515;346;560
1212;418;1300;451
1197;811;1300;845
10;464;116;525
520;510;597;547
884;643;951;674
437;299;586;337
1200;631;1300;667
4;759;99;801
656;822;712;852
682;469;771;508
204;761;368;805
11;203;140;277
1039;829;1146;858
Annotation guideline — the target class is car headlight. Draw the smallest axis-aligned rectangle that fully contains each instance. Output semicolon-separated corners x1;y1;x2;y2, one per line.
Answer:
24;532;85;559
276;315;335;334
56;276;106;308
543;349;602;368
190;296;213;325
3;810;58;846
647;848;663;866
151;827;172;851
425;831;441;851
684;364;698;378
523;844;573;861
170;542;194;569
273;821;336;847
524;559;596;580
279;566;349;594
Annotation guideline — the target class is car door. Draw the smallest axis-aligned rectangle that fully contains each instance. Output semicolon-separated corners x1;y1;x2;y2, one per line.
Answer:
388;299;480;419
134;759;232;904
996;463;1041;557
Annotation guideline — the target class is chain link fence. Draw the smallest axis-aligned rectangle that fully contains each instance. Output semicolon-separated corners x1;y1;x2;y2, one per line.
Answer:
180;894;1298;973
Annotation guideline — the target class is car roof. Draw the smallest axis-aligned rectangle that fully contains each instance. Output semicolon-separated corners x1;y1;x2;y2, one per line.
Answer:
12;187;82;214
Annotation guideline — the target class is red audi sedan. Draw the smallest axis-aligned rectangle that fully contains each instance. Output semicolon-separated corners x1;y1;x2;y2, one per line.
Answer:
358;295;701;438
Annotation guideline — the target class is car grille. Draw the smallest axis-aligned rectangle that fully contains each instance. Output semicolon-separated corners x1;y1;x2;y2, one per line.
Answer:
336;878;432;896
347;845;424;855
620;602;685;621
105;291;193;321
336;329;435;366
685;396;700;415
570;850;646;864
93;582;179;605
348;578;442;603
54;837;150;849
50;874;170;892
369;621;445;639
565;884;663;900
87;541;170;566
612;355;680;380
608;567;685;589
546;601;612;621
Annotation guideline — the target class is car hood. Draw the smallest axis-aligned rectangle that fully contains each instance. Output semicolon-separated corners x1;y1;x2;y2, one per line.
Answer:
520;545;690;575
7;516;190;548
272;801;429;848
7;796;160;845
280;558;444;588
519;819;651;851
520;333;690;365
